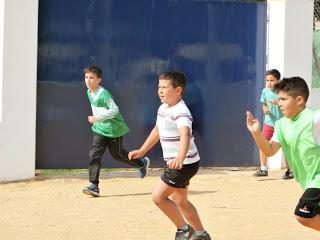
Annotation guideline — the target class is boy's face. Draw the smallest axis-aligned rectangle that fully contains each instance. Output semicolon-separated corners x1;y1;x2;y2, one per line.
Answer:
265;74;279;89
158;79;182;107
278;91;305;118
85;72;101;92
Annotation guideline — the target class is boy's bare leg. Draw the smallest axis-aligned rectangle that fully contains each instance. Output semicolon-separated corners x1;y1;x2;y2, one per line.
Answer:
259;150;268;169
253;150;268;176
296;215;320;231
170;187;204;231
152;180;186;228
284;158;291;170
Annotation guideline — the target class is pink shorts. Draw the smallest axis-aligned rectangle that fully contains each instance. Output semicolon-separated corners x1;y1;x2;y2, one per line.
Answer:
262;124;274;141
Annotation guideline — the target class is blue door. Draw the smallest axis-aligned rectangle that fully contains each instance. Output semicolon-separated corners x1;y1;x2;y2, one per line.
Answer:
37;0;266;168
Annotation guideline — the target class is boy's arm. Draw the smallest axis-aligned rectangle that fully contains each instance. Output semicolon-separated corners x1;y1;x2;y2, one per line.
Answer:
88;97;120;123
95;98;119;122
128;126;160;159
269;99;279;105
167;126;190;170
246;111;281;156
262;103;270;115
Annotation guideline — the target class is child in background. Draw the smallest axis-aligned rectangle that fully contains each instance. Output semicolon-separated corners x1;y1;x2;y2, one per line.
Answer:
253;69;293;179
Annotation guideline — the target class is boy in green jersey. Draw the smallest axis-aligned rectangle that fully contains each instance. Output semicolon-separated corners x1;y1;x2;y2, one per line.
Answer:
82;65;150;197
247;76;320;231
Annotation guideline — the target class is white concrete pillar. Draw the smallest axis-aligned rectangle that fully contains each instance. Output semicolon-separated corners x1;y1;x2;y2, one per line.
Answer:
266;0;286;74
0;0;4;122
267;0;313;80
0;0;38;181
267;0;314;170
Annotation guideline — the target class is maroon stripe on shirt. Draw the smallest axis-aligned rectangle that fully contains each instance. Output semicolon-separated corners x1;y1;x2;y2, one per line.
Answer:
164;152;198;161
160;136;180;142
173;114;193;121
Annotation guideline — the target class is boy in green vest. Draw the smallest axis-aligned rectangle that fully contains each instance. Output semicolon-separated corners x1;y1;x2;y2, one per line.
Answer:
247;76;320;231
82;65;150;197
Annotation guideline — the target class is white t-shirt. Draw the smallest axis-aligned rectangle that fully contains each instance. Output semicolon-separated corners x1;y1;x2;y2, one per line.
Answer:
271;111;320;144
156;100;200;164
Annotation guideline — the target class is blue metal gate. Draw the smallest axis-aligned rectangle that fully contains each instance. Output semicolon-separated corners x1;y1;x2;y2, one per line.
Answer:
37;0;266;168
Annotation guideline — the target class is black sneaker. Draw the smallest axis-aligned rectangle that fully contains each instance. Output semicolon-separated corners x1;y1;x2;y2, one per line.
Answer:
282;169;294;180
138;157;150;178
82;183;100;197
192;231;211;240
253;169;268;177
175;224;195;240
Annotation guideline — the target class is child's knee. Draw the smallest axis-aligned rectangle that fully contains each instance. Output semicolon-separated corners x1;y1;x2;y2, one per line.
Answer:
170;195;185;207
151;192;162;206
171;193;190;209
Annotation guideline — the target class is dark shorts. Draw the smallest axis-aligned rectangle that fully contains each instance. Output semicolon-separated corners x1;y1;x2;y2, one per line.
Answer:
262;124;274;141
161;161;199;188
294;188;320;218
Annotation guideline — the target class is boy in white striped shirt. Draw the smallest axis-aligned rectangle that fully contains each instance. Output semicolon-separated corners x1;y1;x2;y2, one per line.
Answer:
129;71;210;240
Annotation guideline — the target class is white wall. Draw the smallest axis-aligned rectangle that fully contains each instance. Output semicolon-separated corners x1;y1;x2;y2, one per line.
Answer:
0;0;4;122
0;0;38;181
267;0;285;74
267;0;314;170
268;0;319;109
268;0;313;81
283;0;314;82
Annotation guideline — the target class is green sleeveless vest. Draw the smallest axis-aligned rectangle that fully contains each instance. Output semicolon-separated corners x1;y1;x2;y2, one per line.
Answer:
87;87;129;138
275;108;320;189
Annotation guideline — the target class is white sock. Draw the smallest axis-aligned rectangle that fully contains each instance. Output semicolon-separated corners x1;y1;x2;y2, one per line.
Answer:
178;224;189;231
196;230;206;236
261;166;268;171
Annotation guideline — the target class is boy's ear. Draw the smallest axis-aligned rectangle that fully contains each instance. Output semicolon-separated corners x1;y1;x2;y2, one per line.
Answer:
176;86;183;95
296;96;305;106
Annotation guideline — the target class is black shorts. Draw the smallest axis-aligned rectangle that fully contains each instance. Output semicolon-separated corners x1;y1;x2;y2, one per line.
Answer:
294;188;320;218
161;161;199;188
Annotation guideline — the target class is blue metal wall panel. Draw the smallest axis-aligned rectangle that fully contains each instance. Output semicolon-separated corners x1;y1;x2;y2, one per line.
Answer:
37;0;266;168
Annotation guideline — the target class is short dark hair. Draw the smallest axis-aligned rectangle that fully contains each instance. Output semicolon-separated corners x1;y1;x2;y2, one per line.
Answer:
274;77;309;102
159;70;186;94
83;65;102;78
266;69;281;80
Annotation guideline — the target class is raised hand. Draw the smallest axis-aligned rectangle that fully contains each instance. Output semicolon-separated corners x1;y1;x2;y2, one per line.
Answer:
246;111;260;133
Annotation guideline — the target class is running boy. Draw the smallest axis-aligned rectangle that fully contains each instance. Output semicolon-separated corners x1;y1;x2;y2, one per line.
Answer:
82;65;150;197
247;77;320;231
253;69;293;179
129;71;211;240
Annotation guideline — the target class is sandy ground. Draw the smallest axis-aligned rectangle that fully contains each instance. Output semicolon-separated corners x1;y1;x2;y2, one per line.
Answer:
0;169;319;240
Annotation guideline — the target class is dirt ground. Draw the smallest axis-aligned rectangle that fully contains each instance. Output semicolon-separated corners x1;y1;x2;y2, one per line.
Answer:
0;168;319;240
